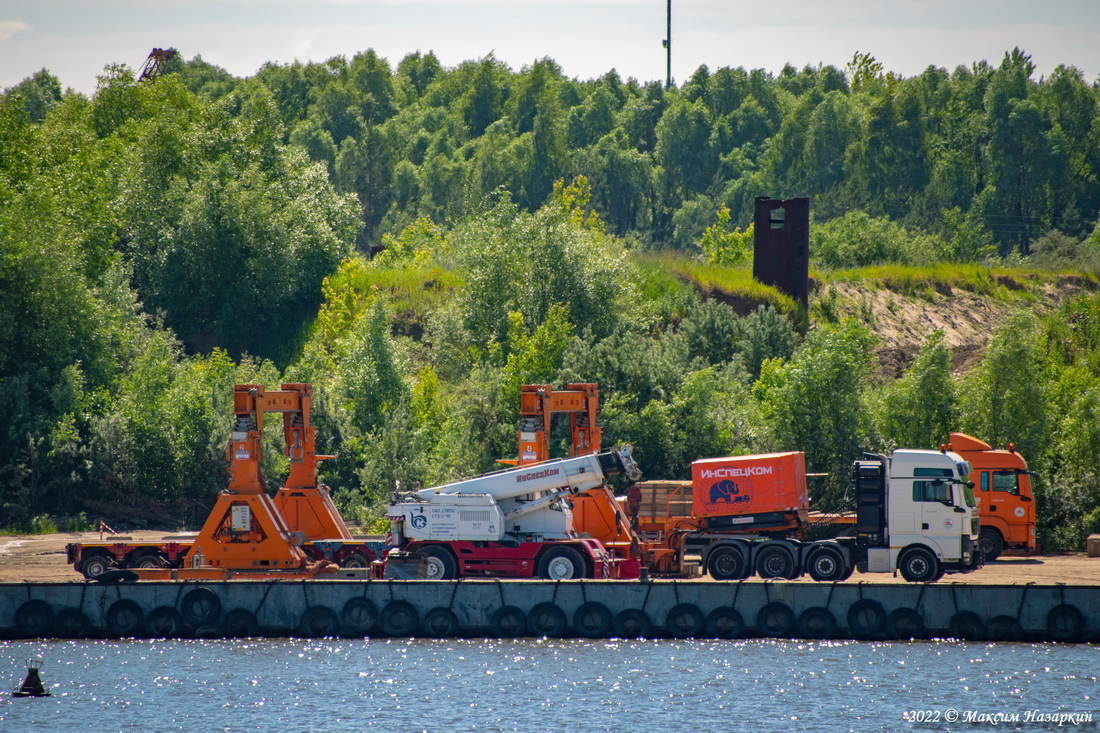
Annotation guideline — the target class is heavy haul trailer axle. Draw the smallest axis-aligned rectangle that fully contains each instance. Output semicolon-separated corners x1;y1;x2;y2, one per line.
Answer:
67;384;382;580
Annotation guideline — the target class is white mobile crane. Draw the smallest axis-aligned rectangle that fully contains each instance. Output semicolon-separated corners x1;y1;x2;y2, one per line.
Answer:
386;446;641;580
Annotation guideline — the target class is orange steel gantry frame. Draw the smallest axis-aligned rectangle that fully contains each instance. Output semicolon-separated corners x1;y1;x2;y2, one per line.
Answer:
185;383;351;572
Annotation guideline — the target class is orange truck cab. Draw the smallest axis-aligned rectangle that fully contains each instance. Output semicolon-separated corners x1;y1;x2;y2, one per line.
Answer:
948;432;1037;560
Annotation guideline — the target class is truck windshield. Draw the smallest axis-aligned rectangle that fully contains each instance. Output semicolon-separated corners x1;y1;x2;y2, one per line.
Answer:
960;473;977;507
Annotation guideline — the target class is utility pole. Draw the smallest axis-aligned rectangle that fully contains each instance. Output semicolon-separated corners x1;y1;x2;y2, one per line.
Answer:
662;0;672;89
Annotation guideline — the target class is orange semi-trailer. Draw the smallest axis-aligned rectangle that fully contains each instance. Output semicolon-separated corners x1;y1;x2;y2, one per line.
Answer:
948;432;1038;560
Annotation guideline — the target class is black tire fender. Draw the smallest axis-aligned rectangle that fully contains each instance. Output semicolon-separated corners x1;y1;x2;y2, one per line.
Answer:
949;610;986;641
613;609;652;639
847;599;886;639
797;606;837;639
106;599;145;638
1047;604;1085;643
52;608;91;639
988;614;1024;642
180;587;221;626
756;602;796;637
705;607;744;639
527;602;567;637
665;603;704;639
223;608;259;637
573;601;612;638
380;600;419;637
146;606;186;638
422;607;460;638
15;600;54;638
299;606;340;637
886;608;925;640
489;606;527;638
341;597;378;634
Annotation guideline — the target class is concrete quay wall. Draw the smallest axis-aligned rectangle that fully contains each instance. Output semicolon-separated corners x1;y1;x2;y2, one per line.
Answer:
0;579;1095;643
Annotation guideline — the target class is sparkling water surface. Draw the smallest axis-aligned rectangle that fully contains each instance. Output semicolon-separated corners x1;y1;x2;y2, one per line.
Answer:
0;637;1096;732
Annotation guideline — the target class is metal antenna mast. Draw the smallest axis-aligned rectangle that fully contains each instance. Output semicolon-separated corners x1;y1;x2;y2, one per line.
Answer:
662;0;672;89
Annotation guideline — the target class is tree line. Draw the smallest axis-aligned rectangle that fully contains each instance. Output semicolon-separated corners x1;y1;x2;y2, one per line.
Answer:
1;49;1099;549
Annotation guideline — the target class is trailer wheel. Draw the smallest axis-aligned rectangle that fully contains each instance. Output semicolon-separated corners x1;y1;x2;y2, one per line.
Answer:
898;547;940;583
538;546;586;580
847;599;886;639
797;606;837;639
341;598;378;634
80;553;112;579
807;546;847;582
419;545;457;580
339;552;371;569
706;546;746;581
53;608;92;639
146;607;186;638
128;552;166;569
979;527;1004;563
665;603;704;639
755;544;797;580
705;607;745;639
887;608;925;640
613;609;653;639
573;602;612;638
422;607;460;638
527;602;567;637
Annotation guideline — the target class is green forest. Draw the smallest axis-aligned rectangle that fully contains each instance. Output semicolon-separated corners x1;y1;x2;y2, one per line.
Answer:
2;47;1100;550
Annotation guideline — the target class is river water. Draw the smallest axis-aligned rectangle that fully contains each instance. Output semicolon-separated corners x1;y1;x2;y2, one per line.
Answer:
0;637;1096;732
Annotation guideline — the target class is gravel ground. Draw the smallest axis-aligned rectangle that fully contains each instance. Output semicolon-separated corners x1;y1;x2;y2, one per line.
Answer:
0;532;1097;585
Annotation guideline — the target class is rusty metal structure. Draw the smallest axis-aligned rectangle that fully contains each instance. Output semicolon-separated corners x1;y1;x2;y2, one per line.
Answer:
137;48;177;82
752;196;810;312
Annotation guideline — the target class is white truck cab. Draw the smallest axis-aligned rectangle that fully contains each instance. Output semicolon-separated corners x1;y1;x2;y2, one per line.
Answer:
857;449;981;582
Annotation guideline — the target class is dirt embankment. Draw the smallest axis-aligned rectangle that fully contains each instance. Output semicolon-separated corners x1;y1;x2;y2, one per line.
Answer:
819;280;1086;377
2;533;1098;585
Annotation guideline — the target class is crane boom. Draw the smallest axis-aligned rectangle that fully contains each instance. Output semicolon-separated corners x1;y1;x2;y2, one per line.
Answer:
389;446;639;543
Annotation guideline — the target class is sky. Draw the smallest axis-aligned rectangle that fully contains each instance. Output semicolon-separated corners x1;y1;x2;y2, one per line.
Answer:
2;0;1100;95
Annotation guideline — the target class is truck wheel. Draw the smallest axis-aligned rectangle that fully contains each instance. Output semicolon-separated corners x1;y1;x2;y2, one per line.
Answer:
538;546;585;580
419;545;457;580
81;553;112;579
898;547;939;583
979;527;1004;562
706;546;746;581
755;545;797;580
339;552;371;569
128;552;165;569
807;546;847;582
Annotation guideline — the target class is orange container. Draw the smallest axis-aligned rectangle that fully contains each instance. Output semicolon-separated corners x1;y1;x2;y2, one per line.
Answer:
691;452;808;518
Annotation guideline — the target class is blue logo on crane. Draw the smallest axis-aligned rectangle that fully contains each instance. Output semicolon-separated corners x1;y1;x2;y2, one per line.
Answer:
411;514;428;529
